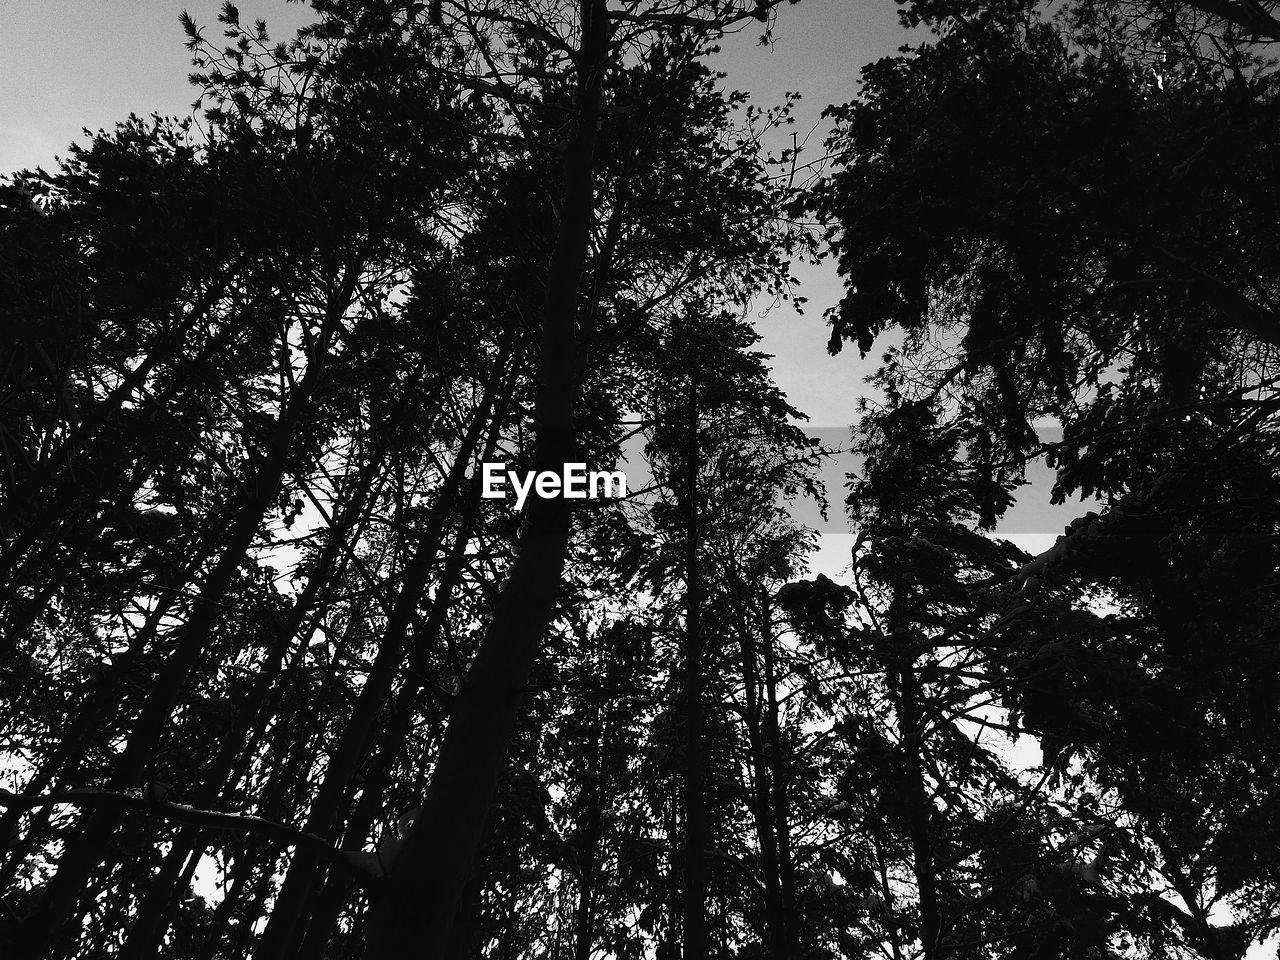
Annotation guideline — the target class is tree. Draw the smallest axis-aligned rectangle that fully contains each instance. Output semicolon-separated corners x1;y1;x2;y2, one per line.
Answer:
2;2;813;958
639;305;823;959
811;0;1280;954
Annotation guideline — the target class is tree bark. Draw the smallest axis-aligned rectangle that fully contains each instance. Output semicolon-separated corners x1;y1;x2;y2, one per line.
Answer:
681;376;708;960
254;368;501;958
572;683;607;960
12;274;354;959
112;445;386;960
735;593;786;958
894;658;941;960
293;457;493;960
761;593;796;960
359;5;607;955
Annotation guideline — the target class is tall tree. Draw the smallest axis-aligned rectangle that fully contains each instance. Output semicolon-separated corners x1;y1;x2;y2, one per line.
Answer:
811;0;1280;954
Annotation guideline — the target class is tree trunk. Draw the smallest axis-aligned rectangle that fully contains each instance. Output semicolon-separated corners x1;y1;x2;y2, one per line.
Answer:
0;547;209;887
294;466;490;960
572;690;606;960
113;449;385;959
359;5;606;955
894;658;940;960
681;377;707;960
193;845;258;960
735;595;786;957
195;701;319;960
760;593;796;959
255;369;501;958
13;275;354;959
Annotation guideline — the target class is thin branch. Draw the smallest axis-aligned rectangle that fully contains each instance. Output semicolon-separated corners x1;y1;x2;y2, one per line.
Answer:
0;787;378;883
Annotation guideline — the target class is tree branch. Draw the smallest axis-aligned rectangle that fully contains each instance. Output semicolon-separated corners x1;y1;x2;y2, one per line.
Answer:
608;0;788;33
0;787;378;883
1152;246;1280;350
1182;0;1280;41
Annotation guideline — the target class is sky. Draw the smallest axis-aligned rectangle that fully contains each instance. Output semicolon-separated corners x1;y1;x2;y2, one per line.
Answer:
0;0;891;425
0;0;1081;574
0;0;887;422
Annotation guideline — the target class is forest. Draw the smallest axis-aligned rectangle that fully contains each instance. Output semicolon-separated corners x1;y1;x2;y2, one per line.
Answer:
2;0;1280;957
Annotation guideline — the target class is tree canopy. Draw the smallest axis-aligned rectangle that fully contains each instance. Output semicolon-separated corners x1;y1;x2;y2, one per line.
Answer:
4;0;1280;959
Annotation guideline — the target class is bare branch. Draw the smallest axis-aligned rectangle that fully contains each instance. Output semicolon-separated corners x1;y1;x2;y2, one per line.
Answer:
0;787;375;882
